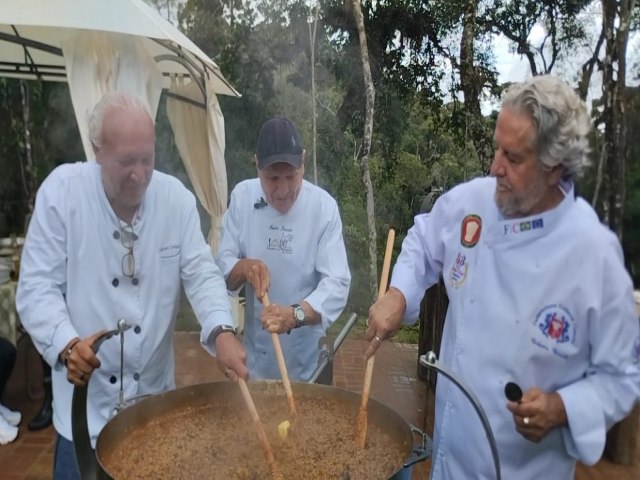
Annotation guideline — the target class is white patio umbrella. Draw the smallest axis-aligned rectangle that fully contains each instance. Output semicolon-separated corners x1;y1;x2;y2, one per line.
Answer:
0;0;239;249
166;75;228;251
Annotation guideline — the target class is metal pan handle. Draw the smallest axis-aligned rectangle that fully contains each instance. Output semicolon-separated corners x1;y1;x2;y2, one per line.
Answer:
72;321;130;479
402;424;433;468
420;351;502;480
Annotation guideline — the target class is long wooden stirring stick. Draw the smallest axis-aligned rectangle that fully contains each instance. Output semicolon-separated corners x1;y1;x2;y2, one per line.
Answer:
238;378;283;479
355;228;396;448
263;292;297;416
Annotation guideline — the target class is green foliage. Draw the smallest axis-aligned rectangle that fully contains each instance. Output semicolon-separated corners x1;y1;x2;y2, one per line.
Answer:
327;311;419;344
0;79;23;234
393;323;420;344
1;0;638;318
0;80;82;236
169;0;614;313
155;93;187;184
479;0;591;74
623;86;640;285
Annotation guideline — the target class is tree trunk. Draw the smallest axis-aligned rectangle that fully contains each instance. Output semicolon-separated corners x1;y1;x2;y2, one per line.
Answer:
459;0;493;173
309;2;319;185
19;80;36;214
352;0;378;302
594;0;634;240
578;28;605;101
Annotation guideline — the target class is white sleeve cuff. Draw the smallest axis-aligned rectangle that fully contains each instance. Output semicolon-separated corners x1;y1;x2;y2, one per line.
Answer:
49;321;80;369
558;380;606;465
200;313;236;357
390;274;421;325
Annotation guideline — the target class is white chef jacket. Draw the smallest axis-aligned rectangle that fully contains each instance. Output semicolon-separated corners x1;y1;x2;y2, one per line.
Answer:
392;177;640;480
215;178;351;381
16;162;234;447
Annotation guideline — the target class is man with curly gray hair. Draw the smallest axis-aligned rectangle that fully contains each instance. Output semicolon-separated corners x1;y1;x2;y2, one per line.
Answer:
365;75;640;479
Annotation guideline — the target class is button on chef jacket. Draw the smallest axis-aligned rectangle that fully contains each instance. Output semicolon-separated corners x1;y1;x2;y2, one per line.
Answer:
17;162;235;447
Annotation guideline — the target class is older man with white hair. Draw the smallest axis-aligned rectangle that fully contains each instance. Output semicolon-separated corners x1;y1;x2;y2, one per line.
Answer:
17;91;247;479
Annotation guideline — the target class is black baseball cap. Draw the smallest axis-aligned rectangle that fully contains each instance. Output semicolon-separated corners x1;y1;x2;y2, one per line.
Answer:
255;117;304;169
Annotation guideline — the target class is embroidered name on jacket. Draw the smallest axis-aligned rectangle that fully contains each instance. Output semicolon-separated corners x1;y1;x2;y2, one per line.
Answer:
267;224;294;254
159;244;180;258
531;304;576;359
503;218;544;235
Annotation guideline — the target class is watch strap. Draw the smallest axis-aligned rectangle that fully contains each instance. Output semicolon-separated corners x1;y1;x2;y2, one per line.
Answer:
292;304;305;328
211;324;236;344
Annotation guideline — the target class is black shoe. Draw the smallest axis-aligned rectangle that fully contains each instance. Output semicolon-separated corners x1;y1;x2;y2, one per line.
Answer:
28;399;52;431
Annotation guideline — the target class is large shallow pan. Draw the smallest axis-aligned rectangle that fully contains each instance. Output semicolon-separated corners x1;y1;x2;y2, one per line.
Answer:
72;317;430;479
74;379;429;479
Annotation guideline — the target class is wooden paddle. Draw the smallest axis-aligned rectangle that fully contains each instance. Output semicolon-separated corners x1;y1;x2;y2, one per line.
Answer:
355;228;396;448
238;378;283;479
263;292;297;416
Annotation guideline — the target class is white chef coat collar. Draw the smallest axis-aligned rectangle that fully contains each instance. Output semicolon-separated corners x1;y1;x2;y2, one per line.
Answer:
259;180;307;216
487;181;574;245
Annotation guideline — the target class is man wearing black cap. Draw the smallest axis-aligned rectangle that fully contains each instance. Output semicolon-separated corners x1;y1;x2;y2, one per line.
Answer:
215;117;351;381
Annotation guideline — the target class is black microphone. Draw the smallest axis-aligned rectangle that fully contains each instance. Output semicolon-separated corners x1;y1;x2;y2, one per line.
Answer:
504;382;523;403
254;197;268;209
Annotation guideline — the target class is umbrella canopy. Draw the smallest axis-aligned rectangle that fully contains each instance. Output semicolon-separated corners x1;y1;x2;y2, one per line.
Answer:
0;0;239;251
0;0;239;97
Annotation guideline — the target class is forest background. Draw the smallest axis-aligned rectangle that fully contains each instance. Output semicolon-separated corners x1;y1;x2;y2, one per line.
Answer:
0;0;639;328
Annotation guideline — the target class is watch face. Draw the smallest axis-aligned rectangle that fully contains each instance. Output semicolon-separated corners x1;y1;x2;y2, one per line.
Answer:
294;306;305;322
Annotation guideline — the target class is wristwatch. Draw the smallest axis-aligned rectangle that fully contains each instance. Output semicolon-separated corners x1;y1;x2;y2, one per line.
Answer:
211;324;236;344
291;304;306;329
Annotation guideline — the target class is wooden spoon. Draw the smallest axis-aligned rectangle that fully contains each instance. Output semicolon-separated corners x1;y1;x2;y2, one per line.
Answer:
263;292;297;416
355;228;395;448
238;378;283;479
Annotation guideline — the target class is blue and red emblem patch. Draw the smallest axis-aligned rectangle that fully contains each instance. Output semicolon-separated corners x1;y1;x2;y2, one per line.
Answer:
538;312;572;343
532;304;576;358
